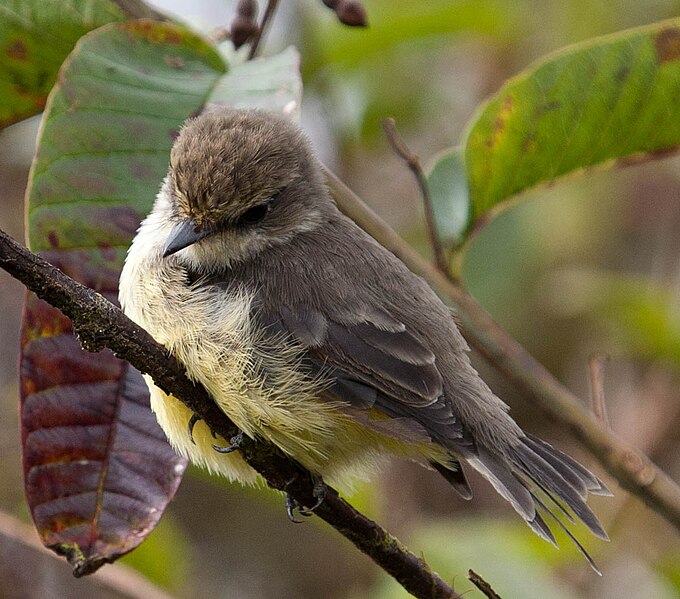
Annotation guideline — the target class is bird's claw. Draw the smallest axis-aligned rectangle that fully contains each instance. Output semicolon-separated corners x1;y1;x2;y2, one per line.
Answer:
285;494;307;523
212;430;244;454
188;413;200;445
188;413;222;444
310;478;327;511
188;414;241;451
284;476;327;523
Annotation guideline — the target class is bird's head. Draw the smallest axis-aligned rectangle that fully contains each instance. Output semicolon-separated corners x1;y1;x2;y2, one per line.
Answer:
159;108;329;271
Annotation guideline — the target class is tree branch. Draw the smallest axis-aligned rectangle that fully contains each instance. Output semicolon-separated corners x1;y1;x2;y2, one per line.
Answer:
382;118;448;273
588;354;611;427
0;226;461;599
324;165;680;533
468;570;503;599
247;0;279;59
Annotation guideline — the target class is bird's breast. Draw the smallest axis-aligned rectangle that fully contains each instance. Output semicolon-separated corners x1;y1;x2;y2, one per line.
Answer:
120;253;259;418
119;247;349;470
118;237;446;491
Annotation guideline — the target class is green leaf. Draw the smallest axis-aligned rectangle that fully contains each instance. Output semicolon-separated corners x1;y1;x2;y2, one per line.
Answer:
26;19;226;252
426;147;470;245
463;18;680;225
0;0;129;128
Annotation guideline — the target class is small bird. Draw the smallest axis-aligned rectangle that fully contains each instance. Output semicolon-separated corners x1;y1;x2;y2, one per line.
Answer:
119;108;610;566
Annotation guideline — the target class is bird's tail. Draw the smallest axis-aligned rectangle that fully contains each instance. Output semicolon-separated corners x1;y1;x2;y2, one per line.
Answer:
455;433;611;573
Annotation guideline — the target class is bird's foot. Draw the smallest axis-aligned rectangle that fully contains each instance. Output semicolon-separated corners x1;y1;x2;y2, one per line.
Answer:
284;475;327;523
212;430;244;454
187;413;200;444
187;413;219;444
285;494;309;524
187;414;242;453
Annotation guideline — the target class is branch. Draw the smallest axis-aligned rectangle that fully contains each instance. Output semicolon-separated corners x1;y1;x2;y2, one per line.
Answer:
324;165;680;533
0;226;461;599
588;354;611;427
468;570;503;599
247;0;279;60
382;117;448;273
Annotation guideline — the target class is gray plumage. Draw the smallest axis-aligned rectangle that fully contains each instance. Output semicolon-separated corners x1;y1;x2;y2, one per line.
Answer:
119;108;611;570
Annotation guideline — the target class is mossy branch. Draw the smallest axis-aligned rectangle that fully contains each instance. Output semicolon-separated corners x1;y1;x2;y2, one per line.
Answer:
0;225;462;599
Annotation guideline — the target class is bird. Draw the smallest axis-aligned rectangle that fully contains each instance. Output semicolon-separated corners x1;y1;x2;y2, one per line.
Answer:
119;107;610;568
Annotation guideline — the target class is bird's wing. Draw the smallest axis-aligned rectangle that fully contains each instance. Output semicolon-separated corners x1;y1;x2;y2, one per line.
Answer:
256;302;472;498
256;303;467;447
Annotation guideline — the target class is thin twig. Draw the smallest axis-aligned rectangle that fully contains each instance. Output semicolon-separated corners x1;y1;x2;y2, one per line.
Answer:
588;353;611;428
468;570;503;599
324;164;680;533
0;226;461;599
382;118;449;273
248;0;279;59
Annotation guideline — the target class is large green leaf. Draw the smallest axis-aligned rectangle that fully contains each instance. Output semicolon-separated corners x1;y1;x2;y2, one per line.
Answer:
0;0;164;128
426;18;680;243
463;18;680;220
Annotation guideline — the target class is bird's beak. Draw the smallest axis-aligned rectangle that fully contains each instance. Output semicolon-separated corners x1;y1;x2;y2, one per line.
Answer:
163;219;214;257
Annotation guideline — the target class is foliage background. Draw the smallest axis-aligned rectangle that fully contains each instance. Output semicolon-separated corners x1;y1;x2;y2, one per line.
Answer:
1;0;680;597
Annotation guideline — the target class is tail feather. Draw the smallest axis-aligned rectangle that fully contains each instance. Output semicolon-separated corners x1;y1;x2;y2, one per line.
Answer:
522;436;589;499
526;509;558;546
527;474;578;526
466;445;536;521
510;440;609;540
529;489;603;575
446;433;609;571
525;434;612;496
431;460;473;500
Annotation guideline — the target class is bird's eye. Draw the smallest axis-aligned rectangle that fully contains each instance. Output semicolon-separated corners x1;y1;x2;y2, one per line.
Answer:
237;202;270;225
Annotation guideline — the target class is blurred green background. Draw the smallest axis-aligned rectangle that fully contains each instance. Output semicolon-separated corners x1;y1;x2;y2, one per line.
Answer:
2;1;680;597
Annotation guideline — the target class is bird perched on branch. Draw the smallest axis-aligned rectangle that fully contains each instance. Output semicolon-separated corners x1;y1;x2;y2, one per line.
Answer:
119;108;610;569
